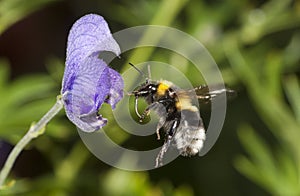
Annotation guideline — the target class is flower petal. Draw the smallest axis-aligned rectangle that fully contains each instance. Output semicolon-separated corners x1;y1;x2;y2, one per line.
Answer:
63;55;109;131
105;68;124;109
62;14;121;93
66;13;120;65
61;14;124;132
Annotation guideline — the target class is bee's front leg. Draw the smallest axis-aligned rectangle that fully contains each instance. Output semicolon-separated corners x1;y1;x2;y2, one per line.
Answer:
139;107;151;122
139;102;159;122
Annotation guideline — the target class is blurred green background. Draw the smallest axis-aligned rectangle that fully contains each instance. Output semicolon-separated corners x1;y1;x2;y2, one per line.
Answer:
0;0;299;195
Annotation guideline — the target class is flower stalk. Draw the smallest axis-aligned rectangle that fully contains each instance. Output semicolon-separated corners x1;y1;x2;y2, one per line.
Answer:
0;95;64;188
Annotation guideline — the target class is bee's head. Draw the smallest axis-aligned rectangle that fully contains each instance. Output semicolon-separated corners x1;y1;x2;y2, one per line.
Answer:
128;62;156;97
130;80;158;119
132;81;158;97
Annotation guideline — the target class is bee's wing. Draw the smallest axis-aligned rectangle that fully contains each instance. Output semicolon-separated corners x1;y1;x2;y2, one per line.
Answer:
192;84;236;103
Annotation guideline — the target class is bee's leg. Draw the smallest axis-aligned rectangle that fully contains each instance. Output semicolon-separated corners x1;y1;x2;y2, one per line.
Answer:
139;102;160;122
170;120;178;136
139;108;151;122
155;117;165;140
155;119;179;168
134;96;142;119
155;134;172;168
134;96;153;121
142;100;169;138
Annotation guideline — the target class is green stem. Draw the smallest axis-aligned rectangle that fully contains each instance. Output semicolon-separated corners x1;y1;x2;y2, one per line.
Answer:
0;95;64;188
122;0;189;69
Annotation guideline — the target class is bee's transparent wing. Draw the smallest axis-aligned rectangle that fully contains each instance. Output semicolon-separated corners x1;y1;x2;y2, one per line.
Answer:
192;84;236;103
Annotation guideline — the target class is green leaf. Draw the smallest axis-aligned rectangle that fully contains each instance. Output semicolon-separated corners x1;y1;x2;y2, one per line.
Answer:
234;155;273;192
45;57;65;83
283;75;300;123
0;60;64;143
264;52;283;99
0;60;9;89
235;125;278;193
235;124;300;195
276;149;300;194
0;0;59;34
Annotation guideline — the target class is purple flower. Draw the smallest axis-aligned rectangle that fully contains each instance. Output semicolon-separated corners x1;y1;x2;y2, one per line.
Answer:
61;14;124;132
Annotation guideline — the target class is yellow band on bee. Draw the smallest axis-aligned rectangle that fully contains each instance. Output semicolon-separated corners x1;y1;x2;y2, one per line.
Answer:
157;83;170;95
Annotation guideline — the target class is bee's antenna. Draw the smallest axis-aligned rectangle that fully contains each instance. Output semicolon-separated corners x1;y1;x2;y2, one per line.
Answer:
129;62;150;83
129;62;145;77
147;64;151;81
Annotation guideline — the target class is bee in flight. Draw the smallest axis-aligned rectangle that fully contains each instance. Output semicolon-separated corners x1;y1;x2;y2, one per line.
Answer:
129;63;235;167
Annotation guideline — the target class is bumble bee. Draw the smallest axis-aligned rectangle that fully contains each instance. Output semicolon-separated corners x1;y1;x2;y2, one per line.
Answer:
129;63;235;167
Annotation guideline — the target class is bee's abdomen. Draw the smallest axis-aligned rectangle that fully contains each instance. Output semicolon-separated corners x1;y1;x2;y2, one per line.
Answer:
174;124;206;156
173;109;206;156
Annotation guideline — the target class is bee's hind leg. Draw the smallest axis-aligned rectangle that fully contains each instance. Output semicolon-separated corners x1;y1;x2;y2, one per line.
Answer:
155;119;179;167
155;135;172;168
